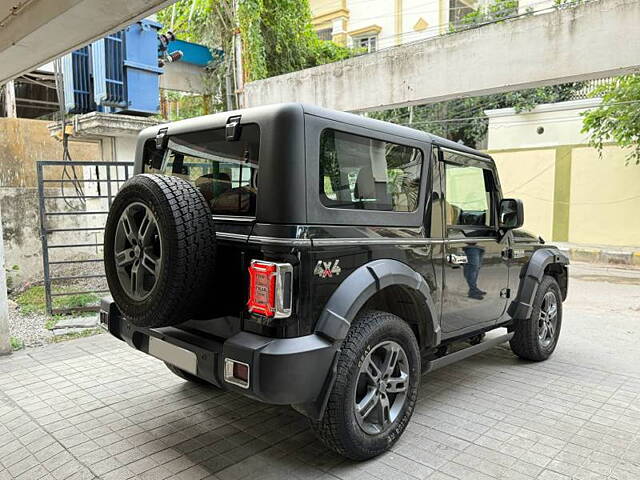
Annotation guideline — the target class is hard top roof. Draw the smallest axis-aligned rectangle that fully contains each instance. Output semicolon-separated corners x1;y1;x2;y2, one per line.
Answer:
138;102;491;161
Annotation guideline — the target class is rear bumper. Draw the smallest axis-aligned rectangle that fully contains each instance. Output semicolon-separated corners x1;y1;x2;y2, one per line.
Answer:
100;299;336;406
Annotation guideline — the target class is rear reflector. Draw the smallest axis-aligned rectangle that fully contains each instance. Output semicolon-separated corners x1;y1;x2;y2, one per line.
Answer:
224;358;250;388
247;260;293;318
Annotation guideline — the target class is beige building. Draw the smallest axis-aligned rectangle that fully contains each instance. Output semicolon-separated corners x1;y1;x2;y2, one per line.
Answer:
486;99;640;247
309;0;552;51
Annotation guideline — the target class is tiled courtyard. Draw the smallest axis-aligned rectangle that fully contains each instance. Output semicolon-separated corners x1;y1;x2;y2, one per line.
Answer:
1;328;639;480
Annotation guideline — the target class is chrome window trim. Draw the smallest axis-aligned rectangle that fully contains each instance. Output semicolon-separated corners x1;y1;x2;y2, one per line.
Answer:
211;215;256;223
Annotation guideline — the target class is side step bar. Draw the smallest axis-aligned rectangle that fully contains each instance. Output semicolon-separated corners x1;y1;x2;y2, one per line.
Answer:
424;332;514;373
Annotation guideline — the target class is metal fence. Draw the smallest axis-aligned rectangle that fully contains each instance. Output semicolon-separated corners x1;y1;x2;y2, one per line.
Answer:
36;160;134;315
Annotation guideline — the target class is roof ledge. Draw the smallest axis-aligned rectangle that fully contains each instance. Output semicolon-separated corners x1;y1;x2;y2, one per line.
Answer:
484;98;602;118
48;112;161;139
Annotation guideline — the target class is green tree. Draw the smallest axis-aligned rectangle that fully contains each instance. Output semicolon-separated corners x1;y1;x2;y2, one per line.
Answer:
237;0;353;81
370;83;585;148
157;0;234;115
157;0;354;113
581;75;640;165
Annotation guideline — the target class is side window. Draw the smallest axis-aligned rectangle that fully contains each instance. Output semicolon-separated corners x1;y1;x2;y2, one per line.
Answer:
319;129;422;212
443;153;496;228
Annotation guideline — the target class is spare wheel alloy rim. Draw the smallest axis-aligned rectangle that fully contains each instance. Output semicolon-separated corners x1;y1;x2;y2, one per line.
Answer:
114;202;163;301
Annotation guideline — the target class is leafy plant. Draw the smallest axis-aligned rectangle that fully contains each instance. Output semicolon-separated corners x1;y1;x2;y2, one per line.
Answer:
238;0;355;81
554;0;584;8
156;0;355;115
158;0;236;111
9;337;23;350
581;75;640;165
51;328;104;344
451;0;519;31
15;285;99;315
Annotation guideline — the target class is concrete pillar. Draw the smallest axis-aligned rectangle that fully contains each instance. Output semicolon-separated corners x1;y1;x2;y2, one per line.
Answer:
0;203;12;355
552;146;572;242
3;80;16;118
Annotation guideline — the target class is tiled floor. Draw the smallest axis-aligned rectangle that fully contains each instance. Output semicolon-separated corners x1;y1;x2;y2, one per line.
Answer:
1;332;639;480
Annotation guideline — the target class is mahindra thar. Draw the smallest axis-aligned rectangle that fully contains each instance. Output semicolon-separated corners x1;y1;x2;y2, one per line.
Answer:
101;103;569;459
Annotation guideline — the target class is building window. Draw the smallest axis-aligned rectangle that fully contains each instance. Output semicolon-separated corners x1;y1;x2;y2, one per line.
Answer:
449;0;477;25
316;28;332;41
354;35;377;53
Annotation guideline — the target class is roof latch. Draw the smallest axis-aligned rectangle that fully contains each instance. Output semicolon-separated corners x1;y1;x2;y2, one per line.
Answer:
226;115;242;142
155;127;168;150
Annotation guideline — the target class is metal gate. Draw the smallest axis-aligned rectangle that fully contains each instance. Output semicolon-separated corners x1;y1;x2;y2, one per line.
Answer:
36;160;134;315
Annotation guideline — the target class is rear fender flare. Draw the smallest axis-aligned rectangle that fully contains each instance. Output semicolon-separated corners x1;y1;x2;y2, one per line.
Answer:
298;259;439;421
314;259;440;347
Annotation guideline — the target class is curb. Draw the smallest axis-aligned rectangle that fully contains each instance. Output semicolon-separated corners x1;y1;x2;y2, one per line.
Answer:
557;245;640;267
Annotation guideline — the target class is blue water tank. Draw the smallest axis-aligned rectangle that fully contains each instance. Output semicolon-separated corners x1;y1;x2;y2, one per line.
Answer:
63;19;163;116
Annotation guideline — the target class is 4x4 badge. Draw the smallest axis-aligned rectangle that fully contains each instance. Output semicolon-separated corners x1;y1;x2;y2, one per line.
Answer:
314;260;341;278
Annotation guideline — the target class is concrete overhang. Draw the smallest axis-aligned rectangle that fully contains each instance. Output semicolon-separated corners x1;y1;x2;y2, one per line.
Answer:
48;112;160;140
245;0;640;112
0;0;174;85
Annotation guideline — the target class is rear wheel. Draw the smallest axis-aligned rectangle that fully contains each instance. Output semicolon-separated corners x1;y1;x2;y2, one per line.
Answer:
510;275;562;361
310;310;420;460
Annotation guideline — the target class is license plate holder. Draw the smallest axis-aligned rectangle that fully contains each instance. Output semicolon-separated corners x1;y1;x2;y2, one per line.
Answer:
148;337;198;375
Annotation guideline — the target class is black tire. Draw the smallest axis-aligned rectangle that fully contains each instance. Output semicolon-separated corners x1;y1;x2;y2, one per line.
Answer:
165;363;216;386
104;174;216;327
310;310;420;460
510;275;562;361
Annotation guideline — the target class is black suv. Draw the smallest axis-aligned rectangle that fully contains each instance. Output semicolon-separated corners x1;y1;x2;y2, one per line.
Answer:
101;103;569;460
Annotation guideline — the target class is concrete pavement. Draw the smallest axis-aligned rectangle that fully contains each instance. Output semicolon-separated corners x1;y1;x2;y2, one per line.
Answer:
0;263;639;480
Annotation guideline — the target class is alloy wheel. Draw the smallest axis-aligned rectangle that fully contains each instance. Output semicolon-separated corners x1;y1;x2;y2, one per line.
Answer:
538;291;558;348
113;202;162;301
354;340;410;435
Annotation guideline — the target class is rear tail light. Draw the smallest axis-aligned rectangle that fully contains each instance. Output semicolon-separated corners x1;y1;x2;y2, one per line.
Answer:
247;260;293;318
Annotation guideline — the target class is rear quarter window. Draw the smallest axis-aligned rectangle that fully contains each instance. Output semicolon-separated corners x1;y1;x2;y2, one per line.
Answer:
319;129;422;212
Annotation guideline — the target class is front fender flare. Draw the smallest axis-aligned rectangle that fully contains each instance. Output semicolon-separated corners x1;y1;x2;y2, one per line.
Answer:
507;248;569;320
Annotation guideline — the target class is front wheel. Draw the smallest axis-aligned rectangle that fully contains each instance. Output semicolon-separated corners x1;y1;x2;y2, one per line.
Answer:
510;275;563;361
310;310;420;460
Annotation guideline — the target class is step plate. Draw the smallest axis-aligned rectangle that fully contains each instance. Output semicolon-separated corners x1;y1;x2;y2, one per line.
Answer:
148;336;198;375
425;332;514;373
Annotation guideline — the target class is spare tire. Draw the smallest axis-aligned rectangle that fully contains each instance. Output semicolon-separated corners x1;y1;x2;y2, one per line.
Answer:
104;174;216;327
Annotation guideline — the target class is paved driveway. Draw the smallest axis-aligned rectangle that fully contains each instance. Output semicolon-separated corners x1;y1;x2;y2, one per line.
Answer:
1;264;639;480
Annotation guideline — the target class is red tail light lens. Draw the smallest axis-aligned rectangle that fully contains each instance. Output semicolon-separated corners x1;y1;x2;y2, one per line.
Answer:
247;260;292;318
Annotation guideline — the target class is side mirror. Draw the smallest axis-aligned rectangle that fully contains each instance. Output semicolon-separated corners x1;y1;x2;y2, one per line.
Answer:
499;198;524;230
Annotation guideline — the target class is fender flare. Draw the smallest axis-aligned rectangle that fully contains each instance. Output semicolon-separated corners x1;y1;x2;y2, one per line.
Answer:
507;248;569;320
314;258;440;347
296;259;439;420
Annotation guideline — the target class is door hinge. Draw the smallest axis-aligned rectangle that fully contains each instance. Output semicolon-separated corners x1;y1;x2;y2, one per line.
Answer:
155;127;168;150
226;115;242;141
500;288;511;299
